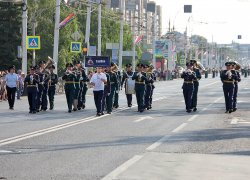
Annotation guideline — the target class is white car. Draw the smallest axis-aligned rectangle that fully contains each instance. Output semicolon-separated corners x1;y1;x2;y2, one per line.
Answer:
177;66;184;74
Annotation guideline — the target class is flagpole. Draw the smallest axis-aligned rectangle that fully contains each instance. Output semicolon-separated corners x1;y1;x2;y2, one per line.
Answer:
53;0;60;74
152;11;156;69
132;15;136;72
119;0;124;71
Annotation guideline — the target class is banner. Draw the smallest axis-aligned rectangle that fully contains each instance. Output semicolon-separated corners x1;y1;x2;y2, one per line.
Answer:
85;56;110;67
89;46;96;56
112;49;118;64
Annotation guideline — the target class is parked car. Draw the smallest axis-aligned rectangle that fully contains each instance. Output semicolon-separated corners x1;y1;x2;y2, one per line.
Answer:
177;66;184;74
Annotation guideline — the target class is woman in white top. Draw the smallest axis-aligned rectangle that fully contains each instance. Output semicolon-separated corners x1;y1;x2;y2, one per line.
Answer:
90;67;107;116
3;65;19;110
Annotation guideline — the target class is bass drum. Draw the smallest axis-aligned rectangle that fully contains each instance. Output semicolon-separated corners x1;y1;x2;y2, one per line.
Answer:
125;77;135;94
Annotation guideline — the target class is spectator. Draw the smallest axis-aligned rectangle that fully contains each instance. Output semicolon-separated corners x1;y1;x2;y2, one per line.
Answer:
165;70;169;80
2;73;7;101
3;65;19;110
163;70;166;81
17;69;22;100
171;70;175;80
21;73;25;94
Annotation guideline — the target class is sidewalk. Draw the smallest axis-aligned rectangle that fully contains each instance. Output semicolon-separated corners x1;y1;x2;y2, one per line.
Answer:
108;152;250;180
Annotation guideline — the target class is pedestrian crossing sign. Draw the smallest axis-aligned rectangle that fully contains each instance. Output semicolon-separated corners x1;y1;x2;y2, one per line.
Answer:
27;36;40;49
71;42;81;53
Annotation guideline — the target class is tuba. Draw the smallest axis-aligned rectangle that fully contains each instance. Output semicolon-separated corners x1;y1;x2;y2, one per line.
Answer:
40;56;56;74
234;61;242;71
112;63;119;72
197;62;205;71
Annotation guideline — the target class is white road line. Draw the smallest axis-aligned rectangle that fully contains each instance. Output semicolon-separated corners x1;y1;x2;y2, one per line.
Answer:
172;123;188;133
146;135;172;151
101;155;143;180
214;96;223;103
134;116;153;123
181;100;184;102
231;118;238;124
187;115;199;122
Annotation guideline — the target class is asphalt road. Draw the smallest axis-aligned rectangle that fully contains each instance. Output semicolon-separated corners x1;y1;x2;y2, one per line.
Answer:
0;74;250;180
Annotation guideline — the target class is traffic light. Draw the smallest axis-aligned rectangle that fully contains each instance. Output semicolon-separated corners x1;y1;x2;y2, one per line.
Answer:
83;43;88;56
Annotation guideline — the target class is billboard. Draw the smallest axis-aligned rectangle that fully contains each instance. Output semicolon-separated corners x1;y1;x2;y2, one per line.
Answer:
155;41;168;56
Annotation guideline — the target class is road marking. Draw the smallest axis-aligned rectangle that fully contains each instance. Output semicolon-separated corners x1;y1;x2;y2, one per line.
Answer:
214;96;223;103
146;135;172;151
0;150;12;153
188;115;199;122
134;116;153;122
230;118;238;124
244;88;249;90
203;81;220;87
181;100;184;102
172;123;188;133
101;155;143;180
231;118;250;125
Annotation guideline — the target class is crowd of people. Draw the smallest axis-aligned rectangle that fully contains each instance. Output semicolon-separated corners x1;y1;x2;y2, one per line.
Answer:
154;69;180;81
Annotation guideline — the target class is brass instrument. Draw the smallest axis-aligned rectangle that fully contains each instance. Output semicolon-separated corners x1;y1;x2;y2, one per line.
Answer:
30;74;34;84
228;70;232;79
112;63;119;72
234;61;242;71
197;62;205;71
40;56;56;74
66;70;72;75
138;71;142;81
146;65;154;74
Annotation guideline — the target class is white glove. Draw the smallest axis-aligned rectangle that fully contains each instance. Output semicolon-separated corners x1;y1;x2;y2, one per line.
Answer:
187;69;191;72
80;77;83;81
229;72;232;76
116;90;119;93
139;74;142;78
137;72;140;76
108;93;110;96
149;77;152;80
69;71;73;74
225;71;230;75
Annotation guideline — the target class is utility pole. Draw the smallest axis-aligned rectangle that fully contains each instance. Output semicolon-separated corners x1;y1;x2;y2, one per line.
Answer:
53;0;60;74
32;20;36;66
195;45;198;61
85;0;91;55
152;12;156;68
132;15;136;72
119;0;124;71
98;1;101;56
206;43;208;68
22;0;28;75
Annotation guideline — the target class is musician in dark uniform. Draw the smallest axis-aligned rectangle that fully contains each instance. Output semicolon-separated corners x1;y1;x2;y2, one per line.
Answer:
121;63;134;107
221;62;237;113
143;64;153;110
231;62;241;112
181;62;197;113
81;68;89;109
72;66;82;111
106;62;118;114
39;60;49;111
62;63;76;113
113;63;121;109
205;68;208;78
73;60;83;110
149;70;156;109
212;68;216;78
101;67;111;115
35;65;44;112
244;67;248;78
132;63;148;113
25;66;40;114
48;65;58;110
190;60;201;112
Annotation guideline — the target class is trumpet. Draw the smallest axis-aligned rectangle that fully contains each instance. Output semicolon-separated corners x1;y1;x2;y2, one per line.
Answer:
30;75;34;84
138;71;142;81
66;70;72;75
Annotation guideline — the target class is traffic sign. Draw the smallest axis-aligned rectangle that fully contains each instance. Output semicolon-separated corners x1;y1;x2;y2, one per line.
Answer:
70;42;81;53
175;55;177;61
164;52;168;58
180;59;185;64
27;36;40;49
71;31;82;41
238;35;242;39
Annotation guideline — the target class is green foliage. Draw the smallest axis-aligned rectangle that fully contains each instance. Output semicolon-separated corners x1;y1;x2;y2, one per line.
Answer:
0;2;22;71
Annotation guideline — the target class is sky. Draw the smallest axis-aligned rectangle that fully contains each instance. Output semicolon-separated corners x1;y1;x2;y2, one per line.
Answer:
153;0;250;44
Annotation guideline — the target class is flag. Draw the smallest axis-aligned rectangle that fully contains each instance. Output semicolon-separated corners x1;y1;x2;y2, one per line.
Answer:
213;53;216;57
196;51;200;56
60;18;75;29
60;13;74;27
203;51;207;57
135;36;142;46
226;56;229;60
172;45;177;52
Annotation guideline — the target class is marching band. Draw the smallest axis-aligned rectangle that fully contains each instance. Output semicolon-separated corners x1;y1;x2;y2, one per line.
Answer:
20;57;244;116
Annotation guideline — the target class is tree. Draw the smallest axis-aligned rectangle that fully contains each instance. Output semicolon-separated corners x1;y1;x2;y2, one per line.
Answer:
0;2;22;71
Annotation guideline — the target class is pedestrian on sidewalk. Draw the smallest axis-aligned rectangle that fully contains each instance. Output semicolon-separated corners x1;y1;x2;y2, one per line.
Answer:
171;70;175;80
3;65;19;110
17;69;22;100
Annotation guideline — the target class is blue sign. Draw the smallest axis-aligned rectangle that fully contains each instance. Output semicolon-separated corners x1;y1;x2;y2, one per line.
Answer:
85;56;110;67
238;35;242;39
89;46;96;56
112;49;118;64
180;59;185;64
27;36;40;49
71;42;81;53
164;52;168;58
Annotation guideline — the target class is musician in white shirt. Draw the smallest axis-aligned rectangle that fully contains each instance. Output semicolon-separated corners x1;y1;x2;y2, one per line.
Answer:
90;67;107;116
